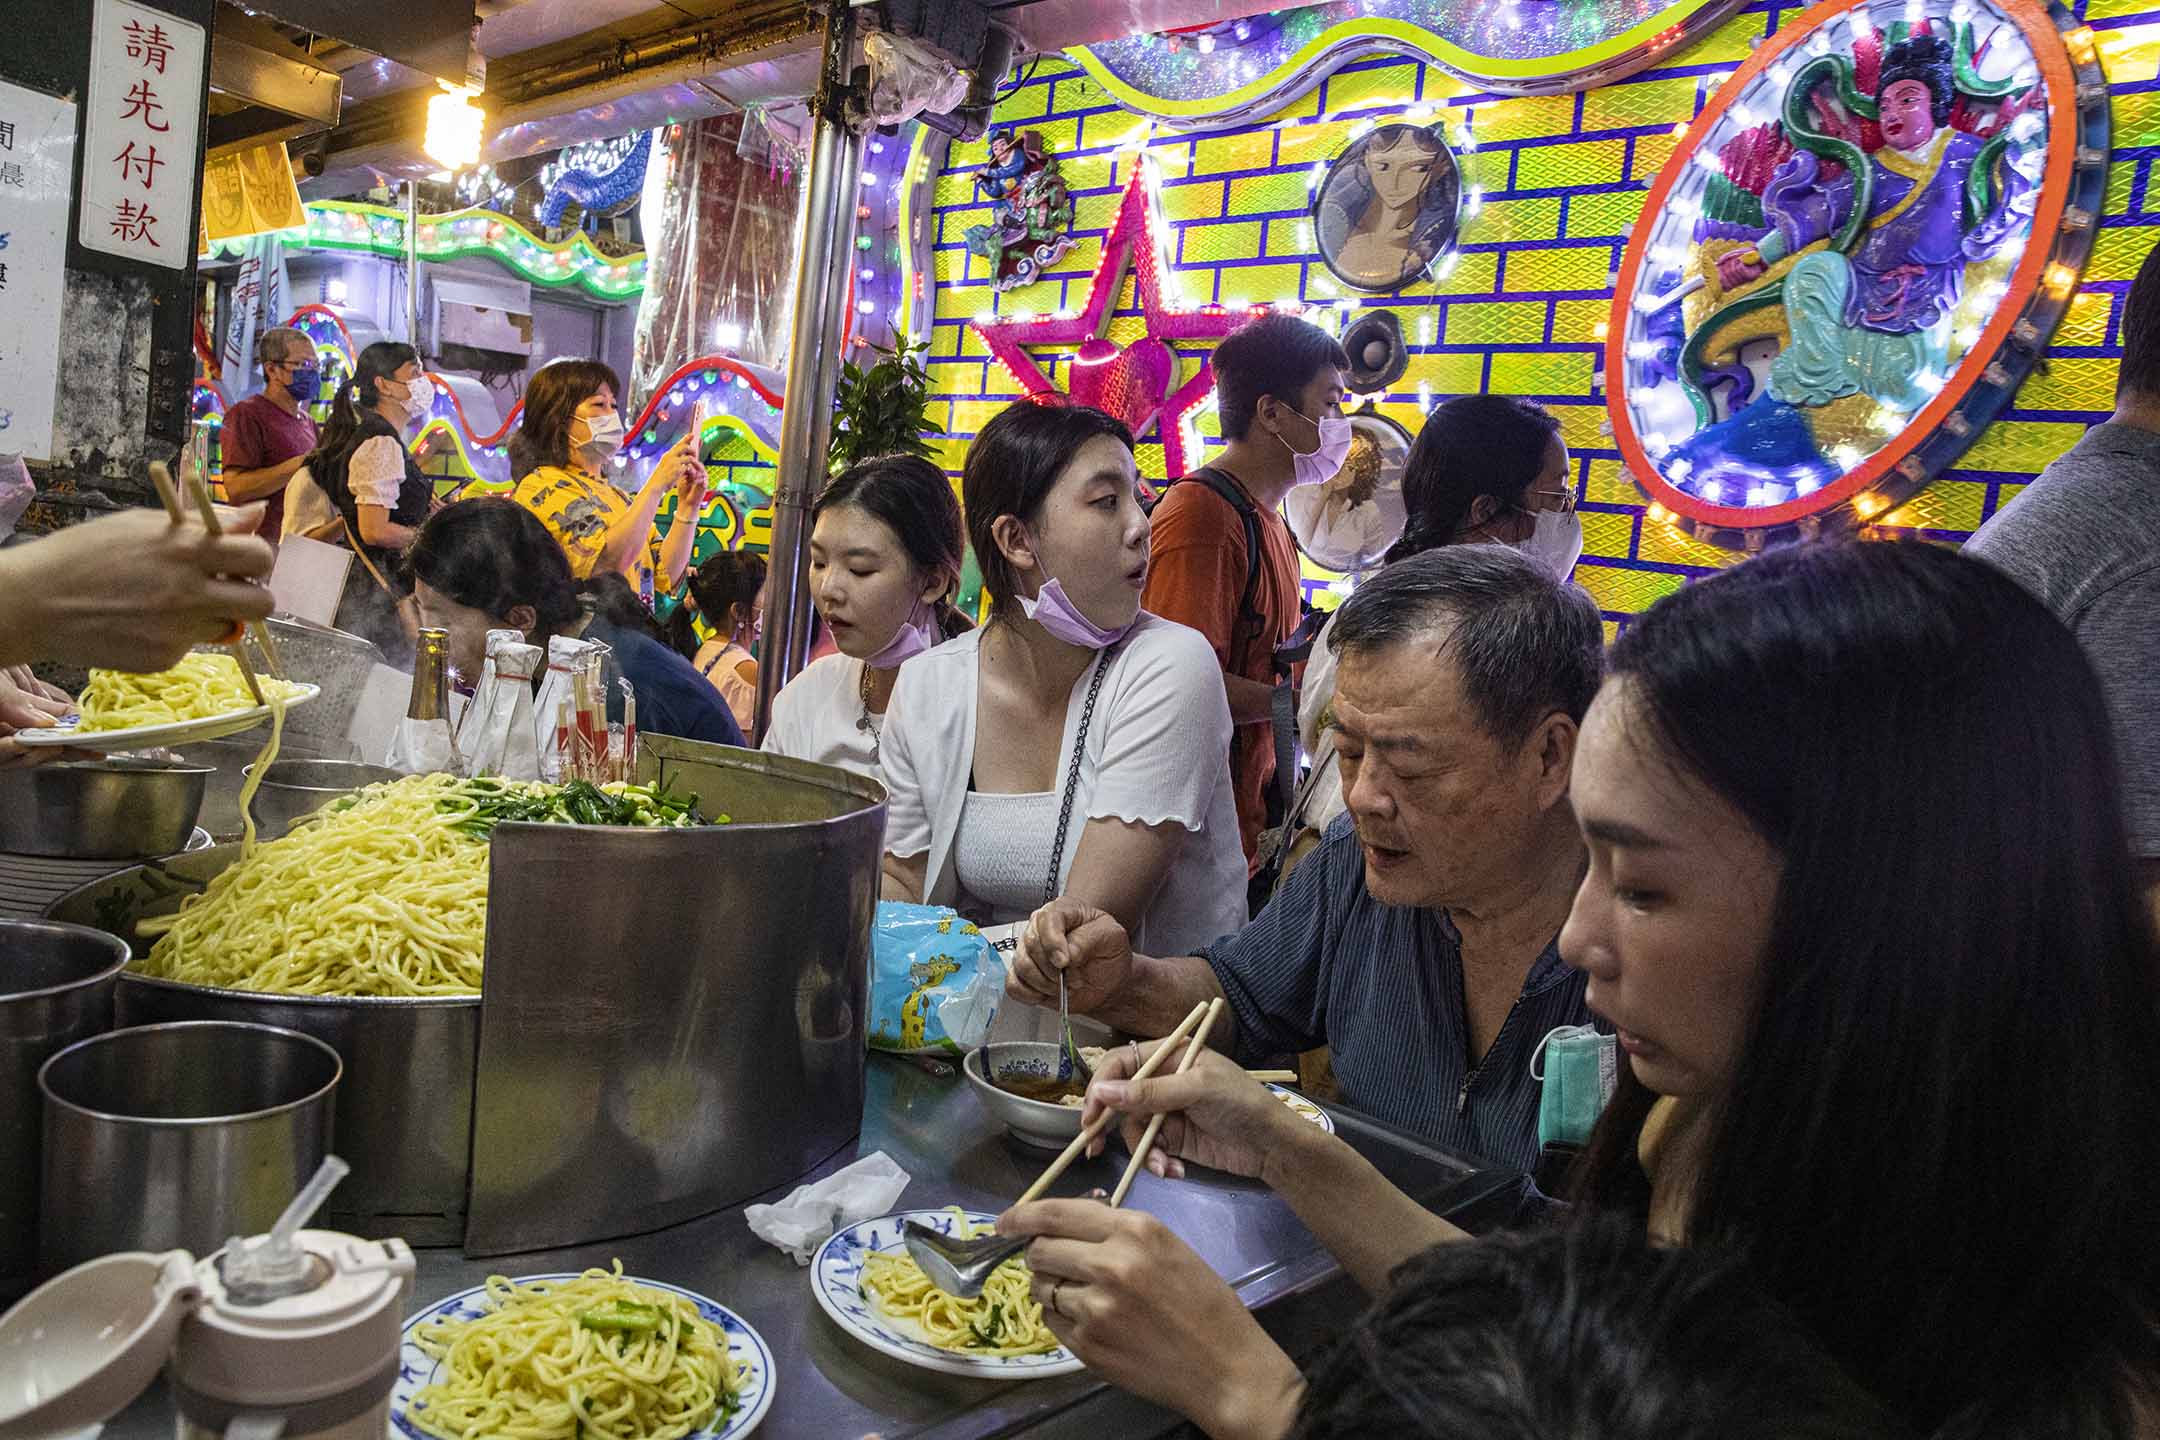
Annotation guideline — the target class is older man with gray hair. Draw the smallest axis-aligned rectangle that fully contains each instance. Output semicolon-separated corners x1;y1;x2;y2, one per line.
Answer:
217;326;321;542
1011;545;1604;1172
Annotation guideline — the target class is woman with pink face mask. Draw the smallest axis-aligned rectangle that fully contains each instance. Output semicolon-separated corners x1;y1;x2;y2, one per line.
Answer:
760;454;972;777
879;402;1249;1038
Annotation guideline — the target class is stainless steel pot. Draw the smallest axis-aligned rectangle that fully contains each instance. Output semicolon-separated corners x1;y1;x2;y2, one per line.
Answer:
42;848;479;1247
0;921;127;1299
38;1020;339;1274
0;760;211;860
238;759;402;842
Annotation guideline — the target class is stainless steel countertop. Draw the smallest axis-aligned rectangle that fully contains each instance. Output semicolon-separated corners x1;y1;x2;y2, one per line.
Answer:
104;1054;1524;1439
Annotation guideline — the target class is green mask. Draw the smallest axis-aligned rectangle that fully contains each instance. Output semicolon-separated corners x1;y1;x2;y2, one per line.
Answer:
1532;1023;1617;1150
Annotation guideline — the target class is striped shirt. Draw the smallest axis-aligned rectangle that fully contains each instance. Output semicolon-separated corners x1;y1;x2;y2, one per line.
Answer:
1204;816;1596;1174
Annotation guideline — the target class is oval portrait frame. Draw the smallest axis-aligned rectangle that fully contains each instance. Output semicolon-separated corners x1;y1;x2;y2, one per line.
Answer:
1312;122;1465;294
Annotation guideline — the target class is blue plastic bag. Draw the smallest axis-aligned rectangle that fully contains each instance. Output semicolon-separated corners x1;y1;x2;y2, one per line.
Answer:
869;902;1003;1056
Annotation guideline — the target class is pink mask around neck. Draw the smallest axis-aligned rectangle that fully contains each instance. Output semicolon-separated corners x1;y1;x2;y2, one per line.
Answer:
857;601;938;669
1019;578;1137;649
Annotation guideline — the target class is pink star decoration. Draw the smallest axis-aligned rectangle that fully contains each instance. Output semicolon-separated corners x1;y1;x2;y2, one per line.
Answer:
970;158;1291;478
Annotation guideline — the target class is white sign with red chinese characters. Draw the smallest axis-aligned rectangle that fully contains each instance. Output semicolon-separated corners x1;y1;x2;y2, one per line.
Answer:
0;79;75;461
78;0;203;268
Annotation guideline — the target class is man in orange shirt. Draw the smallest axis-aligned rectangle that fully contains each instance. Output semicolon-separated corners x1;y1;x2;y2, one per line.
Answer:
1143;314;1350;876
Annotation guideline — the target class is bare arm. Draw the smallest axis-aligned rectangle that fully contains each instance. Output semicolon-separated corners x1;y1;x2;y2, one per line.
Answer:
655;488;701;590
219;452;305;502
1264;1113;1469;1293
595;470;671;577
1061;815;1182;937
881;850;928;904
355;506;417;551
1222;672;1276;725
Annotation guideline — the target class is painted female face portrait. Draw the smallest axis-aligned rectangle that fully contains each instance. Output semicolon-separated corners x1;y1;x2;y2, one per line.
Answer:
1314;124;1463;293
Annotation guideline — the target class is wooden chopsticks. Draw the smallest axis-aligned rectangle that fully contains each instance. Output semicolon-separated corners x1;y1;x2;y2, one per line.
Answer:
148;461;287;702
1018;999;1211;1205
1110;998;1224;1207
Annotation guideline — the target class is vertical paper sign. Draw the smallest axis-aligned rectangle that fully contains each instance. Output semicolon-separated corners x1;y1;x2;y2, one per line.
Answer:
0;80;77;461
78;0;205;269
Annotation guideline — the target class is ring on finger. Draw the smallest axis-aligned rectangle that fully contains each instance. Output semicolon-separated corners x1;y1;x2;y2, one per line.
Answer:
1046;1278;1066;1317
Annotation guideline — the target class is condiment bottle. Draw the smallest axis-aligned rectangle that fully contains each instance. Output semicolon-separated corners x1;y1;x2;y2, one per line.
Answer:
387;627;462;775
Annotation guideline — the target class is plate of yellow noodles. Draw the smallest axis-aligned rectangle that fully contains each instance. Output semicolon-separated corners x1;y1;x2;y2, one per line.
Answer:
391;1263;773;1440
811;1207;1082;1379
14;652;317;750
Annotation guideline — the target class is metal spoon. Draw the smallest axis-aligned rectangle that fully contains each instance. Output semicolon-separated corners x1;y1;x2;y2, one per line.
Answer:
902;1220;1032;1299
1057;968;1091;1086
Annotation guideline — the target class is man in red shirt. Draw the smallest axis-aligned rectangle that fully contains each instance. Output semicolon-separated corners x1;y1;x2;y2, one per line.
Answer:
1142;314;1349;872
216;327;320;542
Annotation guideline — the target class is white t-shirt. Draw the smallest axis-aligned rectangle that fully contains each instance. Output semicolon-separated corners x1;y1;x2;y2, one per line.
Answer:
760;652;882;780
881;613;1249;962
694;640;758;735
346;435;407;510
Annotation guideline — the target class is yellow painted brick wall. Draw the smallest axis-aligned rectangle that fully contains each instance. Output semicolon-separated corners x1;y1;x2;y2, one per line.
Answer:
914;10;2157;622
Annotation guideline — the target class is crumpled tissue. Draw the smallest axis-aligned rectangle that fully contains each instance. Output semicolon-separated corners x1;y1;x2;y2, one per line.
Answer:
745;1150;911;1265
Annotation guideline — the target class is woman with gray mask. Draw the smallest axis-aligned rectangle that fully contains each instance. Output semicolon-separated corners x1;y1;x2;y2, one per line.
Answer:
1273;396;1581;878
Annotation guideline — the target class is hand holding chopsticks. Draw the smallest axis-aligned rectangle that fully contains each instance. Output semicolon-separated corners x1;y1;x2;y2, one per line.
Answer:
1017;999;1212;1205
1110;998;1224;1206
148;462;286;698
0;501;274;673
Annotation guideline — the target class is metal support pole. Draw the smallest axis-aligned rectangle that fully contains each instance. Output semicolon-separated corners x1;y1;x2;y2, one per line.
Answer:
752;0;865;742
405;181;422;350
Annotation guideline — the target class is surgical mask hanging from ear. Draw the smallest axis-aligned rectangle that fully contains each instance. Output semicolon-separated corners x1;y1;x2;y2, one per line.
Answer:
859;599;939;669
573;413;626;465
1020;578;1137;650
1520;508;1585;581
1277;406;1354;488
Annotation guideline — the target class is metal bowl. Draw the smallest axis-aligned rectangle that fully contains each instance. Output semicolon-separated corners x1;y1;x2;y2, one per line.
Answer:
239;759;401;842
0;760;211;860
964;1042;1088;1150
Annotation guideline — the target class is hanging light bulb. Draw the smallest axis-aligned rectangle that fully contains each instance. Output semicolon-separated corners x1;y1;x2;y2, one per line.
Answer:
424;83;486;172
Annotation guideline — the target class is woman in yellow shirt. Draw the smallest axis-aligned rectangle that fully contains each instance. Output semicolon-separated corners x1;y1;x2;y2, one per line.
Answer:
509;358;706;607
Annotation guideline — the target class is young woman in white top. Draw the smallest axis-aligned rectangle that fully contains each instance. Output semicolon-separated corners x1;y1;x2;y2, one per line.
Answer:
879;401;1248;992
760;454;971;776
665;549;766;735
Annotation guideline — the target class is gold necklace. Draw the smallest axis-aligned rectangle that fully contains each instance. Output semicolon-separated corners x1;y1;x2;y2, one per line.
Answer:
856;663;880;762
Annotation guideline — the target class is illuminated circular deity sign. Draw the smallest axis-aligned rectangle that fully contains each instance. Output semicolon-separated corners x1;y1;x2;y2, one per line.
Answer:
1606;0;2108;546
1314;124;1463;293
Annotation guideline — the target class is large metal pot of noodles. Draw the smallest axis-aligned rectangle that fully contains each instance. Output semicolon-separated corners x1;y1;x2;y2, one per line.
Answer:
47;736;884;1253
43;845;478;1246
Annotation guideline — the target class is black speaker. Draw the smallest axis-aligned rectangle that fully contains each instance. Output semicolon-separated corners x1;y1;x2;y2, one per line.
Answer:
1341;309;1409;393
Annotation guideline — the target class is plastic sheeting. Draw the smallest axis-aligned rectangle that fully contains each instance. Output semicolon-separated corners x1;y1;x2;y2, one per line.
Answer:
633;115;805;399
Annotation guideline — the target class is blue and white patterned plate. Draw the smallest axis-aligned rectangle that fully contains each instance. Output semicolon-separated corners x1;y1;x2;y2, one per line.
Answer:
1267;1082;1335;1135
811;1208;1085;1380
390;1273;775;1438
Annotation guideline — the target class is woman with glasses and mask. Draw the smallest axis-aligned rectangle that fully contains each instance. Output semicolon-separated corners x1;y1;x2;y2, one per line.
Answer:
510;358;707;609
302;340;437;663
1274;395;1581;877
217;326;321;542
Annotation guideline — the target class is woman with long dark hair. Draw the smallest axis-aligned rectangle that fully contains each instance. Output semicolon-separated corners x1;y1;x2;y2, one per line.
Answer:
662;548;766;734
878;401;1248;1039
760;454;970;776
999;540;2160;1439
303;339;436;663
509;358;706;607
407;498;743;747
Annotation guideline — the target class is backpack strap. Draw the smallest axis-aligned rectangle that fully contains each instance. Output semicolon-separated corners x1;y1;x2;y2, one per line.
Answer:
1168;466;1265;642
